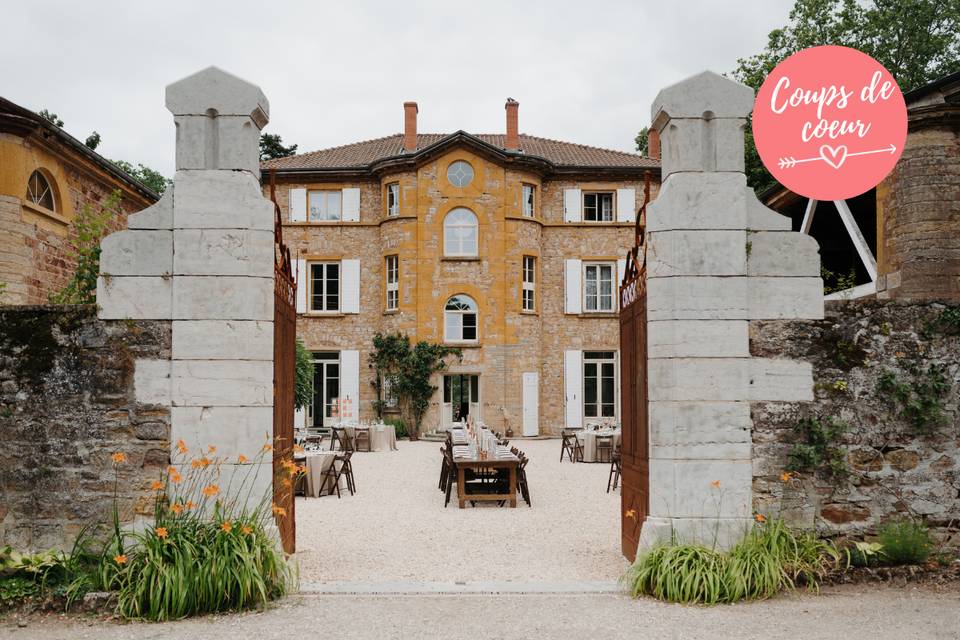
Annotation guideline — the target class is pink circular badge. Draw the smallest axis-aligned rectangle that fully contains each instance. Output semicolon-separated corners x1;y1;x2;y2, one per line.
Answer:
752;45;907;200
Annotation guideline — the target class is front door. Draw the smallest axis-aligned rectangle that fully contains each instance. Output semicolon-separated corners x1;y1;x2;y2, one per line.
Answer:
310;352;340;427
442;374;479;427
522;372;539;436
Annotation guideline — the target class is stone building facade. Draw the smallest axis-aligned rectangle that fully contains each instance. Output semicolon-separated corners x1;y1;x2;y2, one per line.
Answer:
0;97;158;305
263;103;660;435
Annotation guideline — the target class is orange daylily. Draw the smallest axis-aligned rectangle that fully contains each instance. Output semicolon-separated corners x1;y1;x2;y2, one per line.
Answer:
151;480;164;491
272;503;287;517
780;471;793;482
177;439;188;454
241;525;253;535
170;503;184;514
262;443;274;452
155;527;168;539
208;445;217;454
202;484;220;497
170;472;183;485
114;554;127;565
191;456;211;469
293;445;305;454
167;465;177;474
238;454;249;464
186;500;197;510
111;452;127;464
710;480;721;489
220;521;233;533
755;513;767;523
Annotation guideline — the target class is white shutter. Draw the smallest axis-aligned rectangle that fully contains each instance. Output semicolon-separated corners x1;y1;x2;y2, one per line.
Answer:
617;258;627;290
564;259;582;314
295;259;307;313
563;188;582;223
564;350;583;429
522;372;539;437
616;188;636;223
294;407;306;429
341;259;360;313
290;188;307;222
340;350;360;424
342;188;360;222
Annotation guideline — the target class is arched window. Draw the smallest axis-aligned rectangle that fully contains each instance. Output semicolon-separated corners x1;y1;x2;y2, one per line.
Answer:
25;170;56;211
444;295;478;343
443;208;478;257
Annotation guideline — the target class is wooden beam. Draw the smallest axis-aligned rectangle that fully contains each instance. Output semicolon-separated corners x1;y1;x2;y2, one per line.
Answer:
800;199;818;234
833;199;878;281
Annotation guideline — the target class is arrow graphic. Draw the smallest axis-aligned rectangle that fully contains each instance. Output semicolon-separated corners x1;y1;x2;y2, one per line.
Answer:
778;143;897;169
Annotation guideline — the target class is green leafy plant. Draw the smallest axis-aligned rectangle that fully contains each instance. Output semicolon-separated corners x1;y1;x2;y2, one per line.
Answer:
787;415;849;477
624;544;730;605
294;338;315;412
370;332;461;439
50;190;122;305
821;266;858;295
385;417;407;439
878;519;932;565
0;281;6;301
110;160;170;195
0;576;40;605
877;364;949;434
847;541;884;567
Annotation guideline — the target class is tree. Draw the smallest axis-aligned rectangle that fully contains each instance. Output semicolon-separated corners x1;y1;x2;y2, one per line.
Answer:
732;0;960;194
38;109;64;127
295;338;315;412
50;190;122;305
634;127;649;155
370;333;461;440
85;131;101;150
111;159;171;195
260;133;298;161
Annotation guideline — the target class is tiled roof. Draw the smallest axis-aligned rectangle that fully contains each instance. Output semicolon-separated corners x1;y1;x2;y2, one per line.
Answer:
261;133;658;171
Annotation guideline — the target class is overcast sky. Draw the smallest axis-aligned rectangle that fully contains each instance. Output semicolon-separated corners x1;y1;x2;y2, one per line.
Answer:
3;1;793;176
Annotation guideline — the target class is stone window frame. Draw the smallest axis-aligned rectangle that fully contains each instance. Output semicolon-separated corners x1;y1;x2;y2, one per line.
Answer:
443;207;479;258
25;168;58;213
583;350;617;419
583;261;615;312
386;182;400;216
521;255;537;313
308;261;341;313
444;294;479;344
385;254;399;312
521;183;536;217
583;191;615;223
308;189;342;222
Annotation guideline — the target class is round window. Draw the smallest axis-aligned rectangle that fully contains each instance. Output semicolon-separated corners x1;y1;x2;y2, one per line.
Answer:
446;161;474;188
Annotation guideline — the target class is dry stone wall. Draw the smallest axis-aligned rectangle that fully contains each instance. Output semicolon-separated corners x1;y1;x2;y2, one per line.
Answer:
751;300;960;544
0;305;171;550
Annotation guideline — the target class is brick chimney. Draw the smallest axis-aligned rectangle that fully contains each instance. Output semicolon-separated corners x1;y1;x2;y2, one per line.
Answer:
647;127;660;160
403;101;418;152
505;98;519;151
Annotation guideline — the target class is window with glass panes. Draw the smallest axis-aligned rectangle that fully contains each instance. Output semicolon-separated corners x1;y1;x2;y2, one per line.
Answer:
522;184;535;217
444;295;478;342
583;192;614;222
385;255;399;311
308;190;342;221
522;256;536;312
309;262;340;312
583;351;616;418
386;183;400;216
583;262;614;312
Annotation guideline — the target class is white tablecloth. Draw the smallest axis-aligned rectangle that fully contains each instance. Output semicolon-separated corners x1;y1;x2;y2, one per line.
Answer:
577;430;621;463
298;452;346;497
342;424;398;451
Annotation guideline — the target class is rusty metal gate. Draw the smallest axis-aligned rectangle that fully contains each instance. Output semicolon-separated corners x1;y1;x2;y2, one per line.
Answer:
271;171;297;554
618;174;651;562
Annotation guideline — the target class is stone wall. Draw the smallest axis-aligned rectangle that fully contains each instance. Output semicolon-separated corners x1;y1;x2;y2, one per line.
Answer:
752;300;960;543
0;305;171;550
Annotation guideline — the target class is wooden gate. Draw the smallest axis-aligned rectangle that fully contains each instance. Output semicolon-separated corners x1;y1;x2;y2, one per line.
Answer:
271;171;297;554
618;174;651;562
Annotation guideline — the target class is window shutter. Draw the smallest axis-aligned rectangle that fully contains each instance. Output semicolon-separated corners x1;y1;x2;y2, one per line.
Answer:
341;259;360;313
563;188;582;223
617;258;627;290
564;259;582;314
616;188;636;223
339;350;360;424
564;350;583;429
290;188;307;222
342;188;361;222
295;259;307;313
294;407;306;428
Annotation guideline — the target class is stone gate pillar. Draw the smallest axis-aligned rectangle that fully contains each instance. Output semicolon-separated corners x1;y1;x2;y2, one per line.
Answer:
96;67;276;500
640;72;824;550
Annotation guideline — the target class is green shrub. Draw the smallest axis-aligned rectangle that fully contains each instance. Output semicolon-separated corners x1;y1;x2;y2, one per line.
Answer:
878;519;932;565
623;519;840;605
0;576;40;605
787;416;848;477
385;417;407;439
847;541;884;567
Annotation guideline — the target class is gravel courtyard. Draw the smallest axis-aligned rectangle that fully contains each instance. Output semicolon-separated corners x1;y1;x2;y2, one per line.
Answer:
294;438;626;586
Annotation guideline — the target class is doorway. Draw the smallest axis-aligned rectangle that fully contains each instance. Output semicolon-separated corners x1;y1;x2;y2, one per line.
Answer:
309;352;340;427
442;374;479;427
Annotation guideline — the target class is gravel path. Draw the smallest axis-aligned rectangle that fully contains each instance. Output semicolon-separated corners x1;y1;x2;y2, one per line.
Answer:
6;586;959;640
295;439;626;585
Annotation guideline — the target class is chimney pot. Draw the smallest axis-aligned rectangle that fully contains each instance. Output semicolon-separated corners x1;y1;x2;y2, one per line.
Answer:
403;101;418;152
647;127;661;160
505;98;519;151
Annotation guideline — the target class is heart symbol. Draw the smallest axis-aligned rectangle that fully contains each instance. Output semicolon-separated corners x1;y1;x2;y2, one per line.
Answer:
819;144;848;170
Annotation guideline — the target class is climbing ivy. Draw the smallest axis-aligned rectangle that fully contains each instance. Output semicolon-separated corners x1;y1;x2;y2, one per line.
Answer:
49;190;122;305
787;415;849;478
877;363;950;434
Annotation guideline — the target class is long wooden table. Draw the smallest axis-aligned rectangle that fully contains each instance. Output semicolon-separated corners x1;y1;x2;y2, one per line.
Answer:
452;448;520;509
